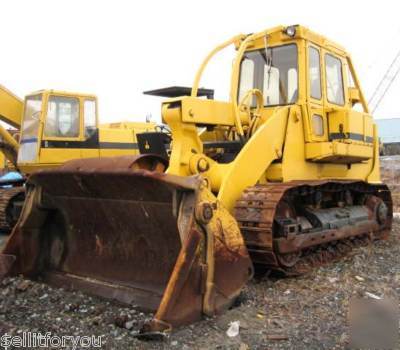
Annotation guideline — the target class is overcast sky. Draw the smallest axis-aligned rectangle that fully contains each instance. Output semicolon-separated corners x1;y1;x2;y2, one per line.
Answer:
0;0;399;124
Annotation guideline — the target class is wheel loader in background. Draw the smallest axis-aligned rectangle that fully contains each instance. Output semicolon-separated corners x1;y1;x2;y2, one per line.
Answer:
0;25;392;335
0;85;156;231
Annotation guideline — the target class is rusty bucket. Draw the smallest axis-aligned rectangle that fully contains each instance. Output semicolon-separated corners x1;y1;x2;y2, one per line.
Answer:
0;155;253;333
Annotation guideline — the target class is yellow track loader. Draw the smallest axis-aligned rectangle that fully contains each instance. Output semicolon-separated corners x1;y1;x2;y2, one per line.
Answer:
0;86;156;231
0;25;392;334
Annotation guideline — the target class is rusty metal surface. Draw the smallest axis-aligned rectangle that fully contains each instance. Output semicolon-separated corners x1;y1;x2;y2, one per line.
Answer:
14;169;195;303
0;254;15;276
0;155;252;333
275;221;379;254
59;154;169;171
235;180;393;274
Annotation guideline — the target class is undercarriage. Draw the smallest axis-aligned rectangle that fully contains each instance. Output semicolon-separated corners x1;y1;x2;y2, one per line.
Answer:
235;181;392;275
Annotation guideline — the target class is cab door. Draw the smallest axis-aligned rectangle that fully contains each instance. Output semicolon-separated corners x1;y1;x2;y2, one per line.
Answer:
306;44;328;142
322;50;348;141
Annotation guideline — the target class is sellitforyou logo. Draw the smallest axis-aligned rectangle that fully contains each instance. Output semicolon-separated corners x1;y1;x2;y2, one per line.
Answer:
1;332;103;349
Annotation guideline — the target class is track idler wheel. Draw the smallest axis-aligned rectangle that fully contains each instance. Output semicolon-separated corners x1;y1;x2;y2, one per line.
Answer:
274;201;301;268
276;252;301;268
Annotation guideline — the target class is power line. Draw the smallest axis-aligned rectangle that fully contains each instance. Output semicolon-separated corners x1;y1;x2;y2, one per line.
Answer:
368;48;400;113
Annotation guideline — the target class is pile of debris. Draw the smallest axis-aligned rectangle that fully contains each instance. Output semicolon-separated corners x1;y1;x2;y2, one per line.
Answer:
381;155;400;212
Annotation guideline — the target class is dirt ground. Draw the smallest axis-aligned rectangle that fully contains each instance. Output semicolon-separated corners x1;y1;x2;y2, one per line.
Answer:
0;219;399;349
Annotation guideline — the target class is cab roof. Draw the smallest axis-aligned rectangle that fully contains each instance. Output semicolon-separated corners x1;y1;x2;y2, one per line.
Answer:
26;90;97;99
244;25;347;57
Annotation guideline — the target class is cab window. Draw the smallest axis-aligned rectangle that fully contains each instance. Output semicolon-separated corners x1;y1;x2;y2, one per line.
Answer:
84;99;97;137
21;94;42;141
325;54;344;105
238;59;255;102
309;47;322;99
45;96;80;138
239;44;298;106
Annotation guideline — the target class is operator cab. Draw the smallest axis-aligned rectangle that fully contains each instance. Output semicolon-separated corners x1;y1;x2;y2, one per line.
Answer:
144;25;374;168
236;25;373;164
18;91;98;172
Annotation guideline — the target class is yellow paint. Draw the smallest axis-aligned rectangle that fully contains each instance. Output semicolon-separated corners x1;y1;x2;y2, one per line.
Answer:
160;25;382;214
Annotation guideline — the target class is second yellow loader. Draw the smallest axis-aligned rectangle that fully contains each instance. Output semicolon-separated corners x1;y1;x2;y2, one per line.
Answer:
0;86;157;231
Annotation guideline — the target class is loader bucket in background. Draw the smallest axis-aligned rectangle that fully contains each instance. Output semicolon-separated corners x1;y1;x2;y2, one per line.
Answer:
0;155;253;333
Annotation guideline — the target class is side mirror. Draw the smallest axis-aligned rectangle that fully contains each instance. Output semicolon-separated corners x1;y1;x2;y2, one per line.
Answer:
349;87;361;106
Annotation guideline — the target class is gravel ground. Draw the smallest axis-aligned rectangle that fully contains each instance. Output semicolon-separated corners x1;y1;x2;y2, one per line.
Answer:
381;156;400;211
0;220;399;350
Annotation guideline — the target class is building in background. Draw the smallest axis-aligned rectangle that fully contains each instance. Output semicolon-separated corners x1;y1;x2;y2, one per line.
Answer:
375;118;400;155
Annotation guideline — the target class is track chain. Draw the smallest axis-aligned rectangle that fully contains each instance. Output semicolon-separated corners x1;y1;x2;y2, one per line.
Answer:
0;187;25;233
234;181;392;275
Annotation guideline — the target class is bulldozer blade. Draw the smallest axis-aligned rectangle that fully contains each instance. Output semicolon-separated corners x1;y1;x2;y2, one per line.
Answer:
0;155;253;333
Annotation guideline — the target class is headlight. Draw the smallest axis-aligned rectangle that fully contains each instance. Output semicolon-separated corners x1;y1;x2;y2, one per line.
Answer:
284;26;296;37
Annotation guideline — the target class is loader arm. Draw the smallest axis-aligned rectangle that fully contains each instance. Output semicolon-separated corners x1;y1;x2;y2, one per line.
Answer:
217;107;290;212
0;85;23;129
0;125;20;166
0;85;23;166
162;97;290;212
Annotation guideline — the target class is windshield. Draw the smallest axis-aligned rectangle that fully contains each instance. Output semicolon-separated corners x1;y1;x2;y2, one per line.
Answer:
44;96;80;138
21;94;42;140
238;44;298;106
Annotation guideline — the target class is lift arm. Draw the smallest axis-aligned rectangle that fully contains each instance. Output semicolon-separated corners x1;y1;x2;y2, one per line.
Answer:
217;107;290;212
0;85;23;128
0;85;23;166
